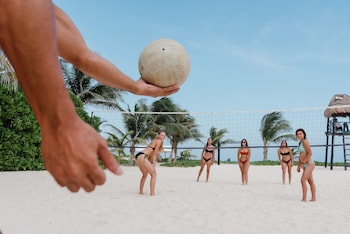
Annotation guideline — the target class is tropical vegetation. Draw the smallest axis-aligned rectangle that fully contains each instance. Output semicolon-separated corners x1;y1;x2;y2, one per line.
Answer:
0;85;103;170
60;58;125;110
0;49;18;91
151;97;203;162
259;111;296;160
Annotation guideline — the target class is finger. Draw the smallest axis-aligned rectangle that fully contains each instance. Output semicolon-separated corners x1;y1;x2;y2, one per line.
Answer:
46;165;67;187
161;85;180;96
86;167;106;186
66;172;95;193
80;174;97;192
98;141;123;175
66;183;80;193
54;176;66;187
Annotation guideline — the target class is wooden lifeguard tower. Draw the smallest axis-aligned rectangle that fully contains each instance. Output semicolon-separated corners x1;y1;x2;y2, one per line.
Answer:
324;94;350;170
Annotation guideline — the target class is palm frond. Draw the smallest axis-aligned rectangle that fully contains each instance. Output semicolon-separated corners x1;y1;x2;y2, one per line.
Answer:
0;49;18;91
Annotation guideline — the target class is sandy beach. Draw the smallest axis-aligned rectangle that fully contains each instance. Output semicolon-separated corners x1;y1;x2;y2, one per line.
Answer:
1;164;350;234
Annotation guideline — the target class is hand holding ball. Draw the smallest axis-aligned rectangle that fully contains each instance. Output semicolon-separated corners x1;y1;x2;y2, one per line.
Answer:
138;38;190;87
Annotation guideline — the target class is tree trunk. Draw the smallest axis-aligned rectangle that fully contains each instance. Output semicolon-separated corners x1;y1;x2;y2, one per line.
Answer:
263;145;268;161
157;154;162;162
167;150;174;162
129;146;135;166
172;142;177;162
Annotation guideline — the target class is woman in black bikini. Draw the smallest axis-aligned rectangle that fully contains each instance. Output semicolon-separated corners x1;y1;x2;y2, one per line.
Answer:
197;138;215;182
237;139;251;185
135;131;165;196
277;140;293;184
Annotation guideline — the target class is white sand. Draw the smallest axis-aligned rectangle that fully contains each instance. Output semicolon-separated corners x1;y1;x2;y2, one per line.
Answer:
1;164;350;234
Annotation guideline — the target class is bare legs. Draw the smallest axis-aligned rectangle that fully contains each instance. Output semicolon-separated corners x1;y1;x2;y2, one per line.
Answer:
281;163;292;184
239;163;249;185
287;164;292;184
136;157;157;196
300;163;316;202
197;160;212;182
281;164;286;184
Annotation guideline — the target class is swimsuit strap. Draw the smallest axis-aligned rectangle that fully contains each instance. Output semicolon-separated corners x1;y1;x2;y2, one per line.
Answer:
147;145;156;150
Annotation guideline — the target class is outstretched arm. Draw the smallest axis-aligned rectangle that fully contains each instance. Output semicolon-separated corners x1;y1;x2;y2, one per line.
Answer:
54;5;180;97
0;0;122;192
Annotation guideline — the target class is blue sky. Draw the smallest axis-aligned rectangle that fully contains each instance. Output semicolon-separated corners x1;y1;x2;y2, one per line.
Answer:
54;0;350;112
53;1;350;162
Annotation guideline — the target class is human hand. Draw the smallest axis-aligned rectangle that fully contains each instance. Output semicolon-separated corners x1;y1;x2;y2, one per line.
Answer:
136;78;180;97
41;119;122;192
297;166;301;172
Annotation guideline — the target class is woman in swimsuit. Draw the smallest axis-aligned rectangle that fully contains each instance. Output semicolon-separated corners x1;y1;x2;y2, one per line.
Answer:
277;140;293;184
296;128;316;202
237;138;251;185
197;138;215;182
135;131;165;196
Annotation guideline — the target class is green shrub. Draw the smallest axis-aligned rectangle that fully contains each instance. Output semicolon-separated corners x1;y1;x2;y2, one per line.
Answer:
0;86;42;170
0;87;97;171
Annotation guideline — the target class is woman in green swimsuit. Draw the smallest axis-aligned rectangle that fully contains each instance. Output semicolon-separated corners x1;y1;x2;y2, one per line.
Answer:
296;128;316;202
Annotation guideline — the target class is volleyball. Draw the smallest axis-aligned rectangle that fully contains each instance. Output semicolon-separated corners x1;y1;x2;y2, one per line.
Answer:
138;38;190;87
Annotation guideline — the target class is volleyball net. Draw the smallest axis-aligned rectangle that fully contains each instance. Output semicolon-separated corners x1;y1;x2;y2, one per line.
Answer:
91;107;349;163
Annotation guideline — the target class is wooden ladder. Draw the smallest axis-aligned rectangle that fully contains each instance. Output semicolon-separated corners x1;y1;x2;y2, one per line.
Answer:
342;134;350;170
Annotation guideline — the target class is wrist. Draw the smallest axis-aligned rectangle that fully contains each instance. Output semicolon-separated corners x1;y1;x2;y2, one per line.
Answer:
36;94;78;127
41;108;81;136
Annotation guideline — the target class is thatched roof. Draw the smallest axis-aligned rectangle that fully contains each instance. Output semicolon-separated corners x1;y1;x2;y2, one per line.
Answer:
324;94;350;118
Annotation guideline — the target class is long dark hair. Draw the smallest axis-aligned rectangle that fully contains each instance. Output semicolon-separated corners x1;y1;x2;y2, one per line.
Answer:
206;138;212;146
280;140;288;148
295;128;307;139
241;138;248;147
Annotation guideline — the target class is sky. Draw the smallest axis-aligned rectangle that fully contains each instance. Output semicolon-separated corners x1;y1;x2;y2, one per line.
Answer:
54;0;350;112
53;1;350;161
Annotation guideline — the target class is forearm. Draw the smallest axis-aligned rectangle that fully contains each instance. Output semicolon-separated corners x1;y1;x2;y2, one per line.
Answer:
0;0;79;127
54;5;139;94
70;51;139;94
297;159;302;167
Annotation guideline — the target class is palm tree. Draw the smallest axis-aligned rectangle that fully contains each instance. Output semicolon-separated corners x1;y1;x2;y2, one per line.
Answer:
208;126;235;147
122;99;155;165
60;58;125;110
151;97;203;162
105;124;132;162
0;49;18;91
259;111;296;160
166;112;202;162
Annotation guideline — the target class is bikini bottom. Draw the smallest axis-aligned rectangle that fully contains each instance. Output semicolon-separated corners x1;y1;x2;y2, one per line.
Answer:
240;159;248;164
135;152;145;159
202;157;212;162
303;160;314;169
282;158;291;164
